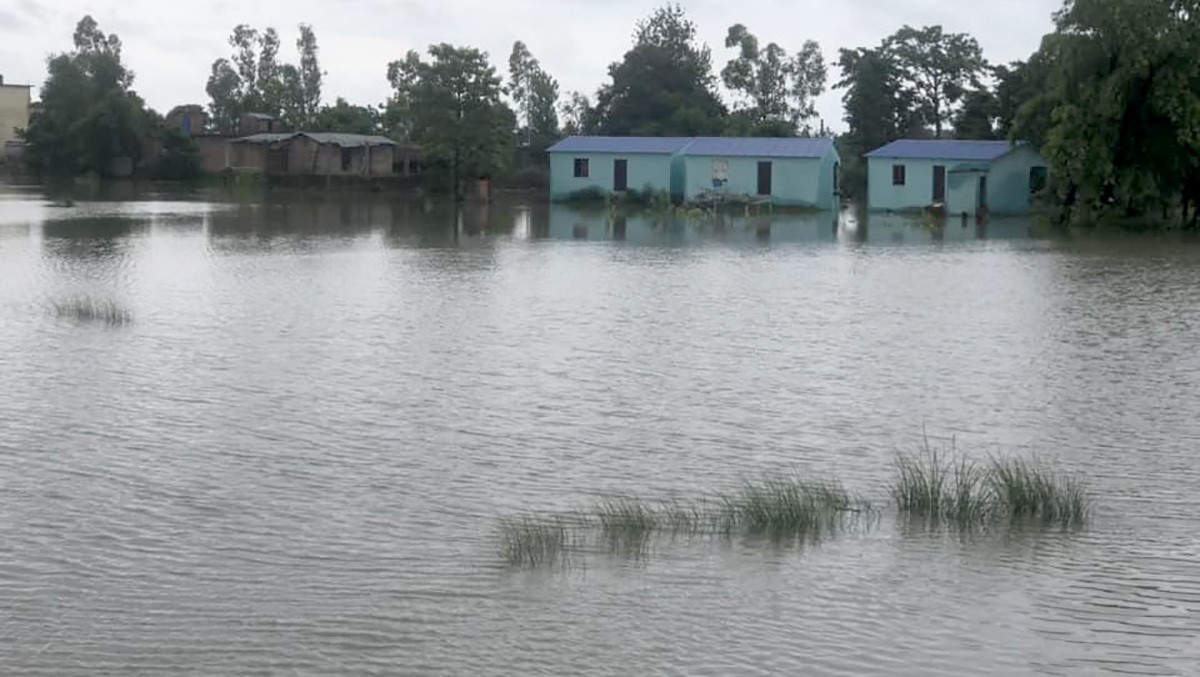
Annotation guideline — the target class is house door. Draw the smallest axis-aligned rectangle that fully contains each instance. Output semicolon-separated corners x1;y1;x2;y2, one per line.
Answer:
978;176;988;211
933;165;946;202
757;161;773;196
613;159;628;191
833;161;840;196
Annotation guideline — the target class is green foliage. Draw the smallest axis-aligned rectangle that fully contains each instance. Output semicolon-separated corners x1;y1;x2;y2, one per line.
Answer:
1015;0;1200;227
206;24;323;131
387;44;516;199
157;128;201;180
590;5;727;136
21;16;153;178
954;88;1000;140
508;41;560;156
312;97;380;135
885;25;988;138
721;25;827;135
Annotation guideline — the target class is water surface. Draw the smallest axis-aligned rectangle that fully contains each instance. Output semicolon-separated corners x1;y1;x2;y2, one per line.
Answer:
2;188;1199;675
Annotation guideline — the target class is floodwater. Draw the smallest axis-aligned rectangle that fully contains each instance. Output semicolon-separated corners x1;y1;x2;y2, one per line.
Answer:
2;187;1199;675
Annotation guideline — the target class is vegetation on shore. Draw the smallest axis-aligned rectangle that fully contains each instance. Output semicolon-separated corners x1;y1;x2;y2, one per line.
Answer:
499;442;1091;568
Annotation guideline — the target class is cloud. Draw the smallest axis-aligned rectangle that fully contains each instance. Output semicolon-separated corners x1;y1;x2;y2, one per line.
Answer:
3;0;1062;131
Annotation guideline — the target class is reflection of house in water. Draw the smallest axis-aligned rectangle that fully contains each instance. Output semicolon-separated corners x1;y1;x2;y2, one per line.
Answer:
546;205;837;245
861;212;1033;245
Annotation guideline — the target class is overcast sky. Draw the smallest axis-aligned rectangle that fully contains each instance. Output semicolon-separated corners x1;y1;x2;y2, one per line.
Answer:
0;0;1061;132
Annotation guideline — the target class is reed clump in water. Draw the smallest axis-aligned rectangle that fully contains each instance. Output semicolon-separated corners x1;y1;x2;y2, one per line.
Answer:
501;475;870;567
499;516;570;567
891;440;1092;528
49;296;132;326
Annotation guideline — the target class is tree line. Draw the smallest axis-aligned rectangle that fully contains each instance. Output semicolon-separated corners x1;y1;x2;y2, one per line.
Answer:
18;0;1200;226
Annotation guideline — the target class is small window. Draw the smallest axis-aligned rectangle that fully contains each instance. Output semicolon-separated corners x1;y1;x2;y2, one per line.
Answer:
573;158;589;178
408;158;419;175
1029;166;1048;193
892;164;906;186
341;148;353;171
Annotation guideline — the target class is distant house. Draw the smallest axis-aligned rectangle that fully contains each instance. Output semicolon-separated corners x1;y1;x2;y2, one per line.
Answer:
865;140;1049;216
165;105;208;136
680;137;840;209
239;112;285;136
0;74;32;152
228;132;401;177
548;136;841;207
547;136;692;201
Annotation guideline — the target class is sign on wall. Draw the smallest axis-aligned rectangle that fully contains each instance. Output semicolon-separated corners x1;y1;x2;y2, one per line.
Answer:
712;159;728;189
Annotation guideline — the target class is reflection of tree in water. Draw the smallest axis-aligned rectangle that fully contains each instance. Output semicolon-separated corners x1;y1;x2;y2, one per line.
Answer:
40;217;148;261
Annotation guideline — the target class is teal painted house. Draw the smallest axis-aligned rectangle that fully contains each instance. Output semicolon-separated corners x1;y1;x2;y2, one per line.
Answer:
680;137;840;209
548;136;841;207
547;137;691;201
865;140;1049;216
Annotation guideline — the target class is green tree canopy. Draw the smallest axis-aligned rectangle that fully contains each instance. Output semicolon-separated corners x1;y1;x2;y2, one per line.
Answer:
206;24;323;131
590;4;726;136
387;44;515;198
312;97;380;135
721;25;828;135
21;16;153;177
507;41;560;153
884;25;987;138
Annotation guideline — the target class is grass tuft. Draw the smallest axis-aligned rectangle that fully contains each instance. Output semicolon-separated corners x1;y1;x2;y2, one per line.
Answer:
499;516;569;567
892;439;1092;528
50;296;132;326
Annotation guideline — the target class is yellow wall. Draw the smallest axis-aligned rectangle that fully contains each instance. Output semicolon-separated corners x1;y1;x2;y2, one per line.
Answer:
0;85;32;147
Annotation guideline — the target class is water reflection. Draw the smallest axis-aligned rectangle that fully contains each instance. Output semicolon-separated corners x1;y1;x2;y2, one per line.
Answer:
546;205;840;245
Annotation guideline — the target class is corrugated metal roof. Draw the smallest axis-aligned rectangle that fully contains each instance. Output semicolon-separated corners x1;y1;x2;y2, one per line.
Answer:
682;137;835;158
233;132;398;147
547;136;695;154
303;133;398;147
865;140;1017;161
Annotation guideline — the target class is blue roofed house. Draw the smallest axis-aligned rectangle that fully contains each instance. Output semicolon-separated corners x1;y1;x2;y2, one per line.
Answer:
547;136;693;201
680;137;840;209
865;140;1050;216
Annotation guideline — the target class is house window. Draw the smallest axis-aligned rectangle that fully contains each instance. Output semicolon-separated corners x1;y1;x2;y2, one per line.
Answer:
892;164;906;186
341;148;353;171
1029;166;1048;193
573;158;589;178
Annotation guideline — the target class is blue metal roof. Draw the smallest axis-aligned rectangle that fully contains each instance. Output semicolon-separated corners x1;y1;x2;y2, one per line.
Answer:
547;136;694;155
864;140;1018;161
682;136;835;158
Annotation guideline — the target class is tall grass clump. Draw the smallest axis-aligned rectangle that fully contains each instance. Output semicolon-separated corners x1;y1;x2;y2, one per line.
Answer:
989;458;1090;527
499;516;569;567
727;477;855;540
892;439;1092;529
49;296;132;326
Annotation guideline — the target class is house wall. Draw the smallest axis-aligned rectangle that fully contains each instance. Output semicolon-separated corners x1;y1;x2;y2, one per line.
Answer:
195;136;231;173
868;158;948;211
986;145;1048;215
0;85;31;148
946;172;983;215
682;154;836;208
279;137;394;176
232;143;269;171
549;152;673;199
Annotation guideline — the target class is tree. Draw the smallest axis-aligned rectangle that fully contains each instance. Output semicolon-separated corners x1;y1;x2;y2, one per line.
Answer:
885;25;987;137
22;16;153;177
507;41;560;153
1018;0;1200;227
206;24;322;131
591;5;725;136
387;44;516;199
833;46;915;197
721;25;827;135
954;88;999;139
157;129;202;180
312;97;380;134
560;91;593;135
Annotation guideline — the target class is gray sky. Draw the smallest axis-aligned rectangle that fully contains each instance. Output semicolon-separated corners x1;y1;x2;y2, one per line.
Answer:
0;0;1061;132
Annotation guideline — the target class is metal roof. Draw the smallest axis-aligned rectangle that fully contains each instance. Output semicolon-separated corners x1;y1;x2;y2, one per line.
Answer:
233;132;398;147
547;136;695;154
682;137;835;158
865;140;1018;161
